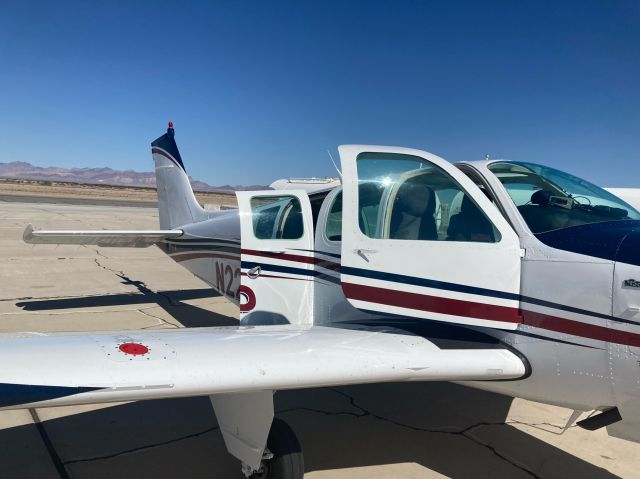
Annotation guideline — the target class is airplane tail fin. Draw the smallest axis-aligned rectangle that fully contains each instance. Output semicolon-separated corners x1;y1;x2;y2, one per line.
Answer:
151;123;208;229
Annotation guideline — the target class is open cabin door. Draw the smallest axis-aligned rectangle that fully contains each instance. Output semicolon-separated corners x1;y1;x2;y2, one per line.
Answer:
236;190;315;325
339;145;522;330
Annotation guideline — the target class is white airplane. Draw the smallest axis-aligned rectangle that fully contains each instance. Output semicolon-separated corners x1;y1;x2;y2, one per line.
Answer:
14;123;640;478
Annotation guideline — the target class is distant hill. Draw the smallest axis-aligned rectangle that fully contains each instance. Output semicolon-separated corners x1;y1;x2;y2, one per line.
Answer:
0;161;266;192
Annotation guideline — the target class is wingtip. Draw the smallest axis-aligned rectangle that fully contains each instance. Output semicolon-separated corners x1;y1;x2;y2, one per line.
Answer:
23;224;35;243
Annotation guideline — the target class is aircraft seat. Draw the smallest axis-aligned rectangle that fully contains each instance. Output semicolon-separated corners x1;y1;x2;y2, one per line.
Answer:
446;195;495;242
390;183;437;240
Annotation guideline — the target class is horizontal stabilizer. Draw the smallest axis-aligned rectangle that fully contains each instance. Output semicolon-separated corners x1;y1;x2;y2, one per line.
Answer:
0;325;527;410
23;224;183;248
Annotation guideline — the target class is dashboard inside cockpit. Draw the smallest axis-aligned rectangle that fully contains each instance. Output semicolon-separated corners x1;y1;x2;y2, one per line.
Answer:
486;161;640;234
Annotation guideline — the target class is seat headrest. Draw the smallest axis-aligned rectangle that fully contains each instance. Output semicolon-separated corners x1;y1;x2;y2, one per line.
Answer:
460;194;475;213
397;183;434;217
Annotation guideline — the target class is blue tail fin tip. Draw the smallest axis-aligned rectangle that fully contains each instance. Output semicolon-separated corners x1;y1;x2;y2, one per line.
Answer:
151;122;186;172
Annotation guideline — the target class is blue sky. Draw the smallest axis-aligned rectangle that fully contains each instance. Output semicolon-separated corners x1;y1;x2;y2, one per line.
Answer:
0;1;638;186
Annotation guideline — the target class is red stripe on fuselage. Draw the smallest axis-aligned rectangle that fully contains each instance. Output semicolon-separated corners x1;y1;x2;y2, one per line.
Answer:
344;282;640;347
522;310;640;347
241;249;340;271
342;282;522;324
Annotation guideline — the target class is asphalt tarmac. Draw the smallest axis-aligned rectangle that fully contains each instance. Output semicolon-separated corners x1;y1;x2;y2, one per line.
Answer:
0;200;638;478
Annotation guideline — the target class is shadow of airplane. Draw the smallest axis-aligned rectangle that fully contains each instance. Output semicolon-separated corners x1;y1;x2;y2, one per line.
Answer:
1;383;618;479
16;278;237;328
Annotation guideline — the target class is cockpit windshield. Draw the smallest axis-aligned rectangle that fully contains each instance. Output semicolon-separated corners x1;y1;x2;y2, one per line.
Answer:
488;161;640;234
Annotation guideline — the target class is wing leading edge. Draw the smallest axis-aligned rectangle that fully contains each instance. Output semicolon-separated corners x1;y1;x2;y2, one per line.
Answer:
0;325;527;410
23;224;183;247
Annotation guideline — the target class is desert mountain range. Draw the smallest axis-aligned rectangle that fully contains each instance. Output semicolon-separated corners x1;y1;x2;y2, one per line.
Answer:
0;161;266;192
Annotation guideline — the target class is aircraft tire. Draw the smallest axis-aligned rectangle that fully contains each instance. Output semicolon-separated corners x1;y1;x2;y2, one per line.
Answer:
251;418;304;479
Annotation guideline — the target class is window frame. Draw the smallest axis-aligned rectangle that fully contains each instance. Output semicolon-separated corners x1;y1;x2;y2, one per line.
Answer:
250;195;305;240
356;153;502;243
323;190;343;245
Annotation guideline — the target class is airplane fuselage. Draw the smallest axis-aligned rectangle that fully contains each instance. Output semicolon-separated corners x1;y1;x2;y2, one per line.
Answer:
160;158;640;442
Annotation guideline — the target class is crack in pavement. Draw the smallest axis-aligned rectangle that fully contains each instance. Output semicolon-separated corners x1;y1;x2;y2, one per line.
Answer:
316;387;543;479
62;425;221;466
95;250;180;303
505;419;577;435
93;253;189;329
93;255;162;300
93;256;147;293
137;308;181;329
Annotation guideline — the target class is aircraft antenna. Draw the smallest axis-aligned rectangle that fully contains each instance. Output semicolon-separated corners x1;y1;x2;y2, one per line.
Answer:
326;149;342;182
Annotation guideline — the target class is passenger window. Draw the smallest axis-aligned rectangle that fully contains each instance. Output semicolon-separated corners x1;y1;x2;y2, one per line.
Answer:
325;192;342;242
250;196;304;240
356;152;500;242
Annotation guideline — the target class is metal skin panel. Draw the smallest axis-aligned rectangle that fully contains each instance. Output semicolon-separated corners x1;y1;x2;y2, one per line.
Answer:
610;260;640;440
338;145;522;330
312;187;377;326
0;326;526;410
236;190;315;326
468;259;615;411
160;211;241;304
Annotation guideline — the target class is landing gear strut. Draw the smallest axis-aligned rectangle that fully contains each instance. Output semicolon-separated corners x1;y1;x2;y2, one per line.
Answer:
245;419;304;479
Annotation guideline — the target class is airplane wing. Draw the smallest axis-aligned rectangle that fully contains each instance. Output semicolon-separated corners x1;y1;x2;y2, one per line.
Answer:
0;325;527;410
23;224;183;247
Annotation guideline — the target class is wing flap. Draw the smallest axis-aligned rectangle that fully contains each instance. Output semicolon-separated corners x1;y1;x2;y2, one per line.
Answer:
0;325;526;410
23;224;183;247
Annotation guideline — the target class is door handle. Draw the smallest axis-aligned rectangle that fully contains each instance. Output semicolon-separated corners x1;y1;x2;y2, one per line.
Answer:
247;266;262;279
354;249;377;263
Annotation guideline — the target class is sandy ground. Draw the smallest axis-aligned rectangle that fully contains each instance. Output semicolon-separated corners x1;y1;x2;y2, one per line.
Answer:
0;178;237;208
0;198;638;478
